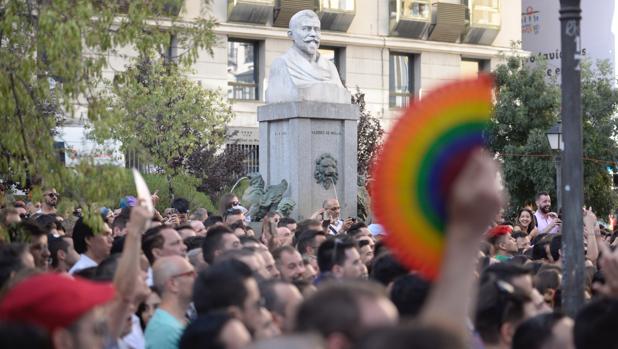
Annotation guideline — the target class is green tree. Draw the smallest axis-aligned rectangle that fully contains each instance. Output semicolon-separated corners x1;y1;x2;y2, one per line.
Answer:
0;0;217;226
580;60;618;217
353;89;384;221
353;89;384;177
92;58;233;197
488;56;618;217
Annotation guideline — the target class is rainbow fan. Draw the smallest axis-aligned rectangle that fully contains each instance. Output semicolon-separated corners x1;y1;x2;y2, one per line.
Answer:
371;74;494;280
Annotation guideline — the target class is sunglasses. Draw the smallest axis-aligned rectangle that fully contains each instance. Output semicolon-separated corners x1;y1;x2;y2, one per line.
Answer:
45;193;59;198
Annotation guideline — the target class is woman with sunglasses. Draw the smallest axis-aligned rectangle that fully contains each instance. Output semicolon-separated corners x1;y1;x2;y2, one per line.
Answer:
219;193;241;216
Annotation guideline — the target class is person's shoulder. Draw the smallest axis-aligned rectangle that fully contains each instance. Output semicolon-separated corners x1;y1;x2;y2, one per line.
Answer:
68;255;94;274
147;309;183;330
145;310;183;349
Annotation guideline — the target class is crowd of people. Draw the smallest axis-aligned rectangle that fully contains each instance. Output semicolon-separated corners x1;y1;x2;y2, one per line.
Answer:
1;152;618;349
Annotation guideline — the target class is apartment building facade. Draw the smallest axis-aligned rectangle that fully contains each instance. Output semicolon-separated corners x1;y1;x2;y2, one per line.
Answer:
61;0;524;171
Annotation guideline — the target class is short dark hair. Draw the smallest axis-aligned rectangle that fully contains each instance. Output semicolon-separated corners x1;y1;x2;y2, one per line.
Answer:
272;245;298;264
110;235;125;254
72;218;95;254
512;312;568;349
94;253;122;281
316;238;357;272
535;192;550;201
179;312;232;349
390;274;431;318
574;297;618;349
214;248;257;265
531;235;552;260
0;322;53;349
278;217;297;228
355;324;466;349
296;229;325;255
480;262;531;286
112;207;132;233
142;225;169;264
0;243;30;289
172;197;190;214
295;281;386;342
370;252;408;286
34;214;58;234
297;219;321;232
347;223;368;238
259;280;289;316
201;226;234;264
184;236;205;251
193;259;253;316
534;270;561;294
203;215;223;229
48;236;69;268
228;221;246;235
550;234;562;261
474;281;531;345
511;231;528;240
239;236;260;246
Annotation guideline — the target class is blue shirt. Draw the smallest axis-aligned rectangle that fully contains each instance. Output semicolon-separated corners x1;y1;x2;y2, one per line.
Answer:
145;309;185;349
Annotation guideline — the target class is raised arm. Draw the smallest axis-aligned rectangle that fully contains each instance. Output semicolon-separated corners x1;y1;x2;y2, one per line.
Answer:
107;206;152;339
420;151;505;339
584;208;599;265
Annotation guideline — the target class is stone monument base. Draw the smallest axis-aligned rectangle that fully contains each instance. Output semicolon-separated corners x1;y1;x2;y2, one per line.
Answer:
258;101;359;220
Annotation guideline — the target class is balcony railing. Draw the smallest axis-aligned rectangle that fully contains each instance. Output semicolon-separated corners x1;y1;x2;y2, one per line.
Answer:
273;0;317;27
228;0;275;24
390;0;432;39
317;0;356;31
462;0;501;45
427;1;466;43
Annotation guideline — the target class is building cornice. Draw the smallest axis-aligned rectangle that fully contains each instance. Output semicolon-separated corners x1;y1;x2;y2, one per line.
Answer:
214;22;529;59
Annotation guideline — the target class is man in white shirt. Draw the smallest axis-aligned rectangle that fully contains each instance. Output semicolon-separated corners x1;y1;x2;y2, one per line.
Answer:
534;192;561;235
69;218;113;274
322;198;354;235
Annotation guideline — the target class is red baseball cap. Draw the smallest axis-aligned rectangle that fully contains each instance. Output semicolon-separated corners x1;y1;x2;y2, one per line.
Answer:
0;273;116;332
487;225;513;239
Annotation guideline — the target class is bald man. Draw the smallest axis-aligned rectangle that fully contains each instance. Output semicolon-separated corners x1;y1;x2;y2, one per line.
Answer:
145;256;196;349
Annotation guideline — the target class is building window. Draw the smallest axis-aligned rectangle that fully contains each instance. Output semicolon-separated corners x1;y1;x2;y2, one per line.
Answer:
227;39;258;100
321;0;355;11
399;0;430;19
319;46;346;86
467;0;500;26
389;53;416;108
227;144;260;175
461;58;490;77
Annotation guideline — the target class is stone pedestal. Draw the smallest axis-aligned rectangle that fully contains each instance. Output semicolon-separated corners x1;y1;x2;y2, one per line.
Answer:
258;101;359;220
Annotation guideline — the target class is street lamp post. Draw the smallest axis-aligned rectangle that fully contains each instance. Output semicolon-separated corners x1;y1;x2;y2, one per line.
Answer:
559;0;585;317
546;122;563;211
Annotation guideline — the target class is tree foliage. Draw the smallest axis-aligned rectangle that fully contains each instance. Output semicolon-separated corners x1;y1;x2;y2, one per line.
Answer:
186;143;248;202
91;58;233;196
0;0;217;226
487;56;618;217
353;89;384;176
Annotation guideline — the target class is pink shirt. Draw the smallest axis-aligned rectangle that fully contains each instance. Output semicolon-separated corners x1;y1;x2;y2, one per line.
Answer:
535;210;559;235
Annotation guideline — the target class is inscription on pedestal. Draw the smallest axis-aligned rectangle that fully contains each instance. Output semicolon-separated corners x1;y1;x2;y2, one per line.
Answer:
312;130;342;135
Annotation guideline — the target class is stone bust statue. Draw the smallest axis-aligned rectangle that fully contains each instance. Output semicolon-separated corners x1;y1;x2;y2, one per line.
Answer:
266;10;350;104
